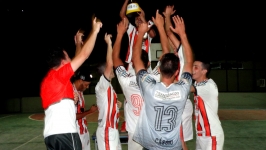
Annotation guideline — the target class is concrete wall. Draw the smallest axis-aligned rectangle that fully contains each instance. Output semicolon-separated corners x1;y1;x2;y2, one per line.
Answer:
2;93;265;113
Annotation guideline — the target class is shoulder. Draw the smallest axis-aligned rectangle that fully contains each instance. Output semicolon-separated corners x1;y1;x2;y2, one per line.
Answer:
178;72;192;86
208;78;218;89
115;66;129;77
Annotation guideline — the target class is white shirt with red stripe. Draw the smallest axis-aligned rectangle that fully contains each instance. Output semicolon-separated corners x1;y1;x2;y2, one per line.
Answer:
95;75;120;129
125;22;153;75
73;85;88;135
194;79;224;137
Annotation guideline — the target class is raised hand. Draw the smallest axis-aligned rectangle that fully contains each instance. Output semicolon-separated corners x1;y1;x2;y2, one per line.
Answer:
92;16;103;33
104;33;112;45
138;22;148;34
89;105;98;112
152;9;164;28
74;29;84;45
117;18;128;35
163;5;176;17
169;15;185;35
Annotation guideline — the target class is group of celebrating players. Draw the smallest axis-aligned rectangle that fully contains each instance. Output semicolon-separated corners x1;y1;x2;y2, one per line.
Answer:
40;0;224;150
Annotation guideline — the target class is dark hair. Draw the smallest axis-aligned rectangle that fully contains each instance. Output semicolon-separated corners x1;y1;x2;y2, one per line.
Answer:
71;67;93;83
46;47;66;69
141;50;149;68
159;53;179;78
195;59;211;77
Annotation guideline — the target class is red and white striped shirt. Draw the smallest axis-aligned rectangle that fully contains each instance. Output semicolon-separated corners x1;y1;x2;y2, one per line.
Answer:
125;22;153;75
95;75;120;129
73;85;88;135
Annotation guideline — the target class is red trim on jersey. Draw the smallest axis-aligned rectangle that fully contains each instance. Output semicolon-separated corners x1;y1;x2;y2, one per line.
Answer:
197;96;211;136
125;31;134;62
104;87;112;150
197;115;202;136
180;125;184;140
125;27;150;67
144;38;149;53
110;94;117;128
212;136;217;150
77;92;85;134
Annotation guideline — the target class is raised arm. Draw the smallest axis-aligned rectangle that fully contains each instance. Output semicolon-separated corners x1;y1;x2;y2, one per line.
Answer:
163;5;181;50
120;0;129;19
170;15;193;74
163;5;176;34
71;17;102;72
104;33;113;79
74;29;84;56
132;23;149;73
113;18;129;68
152;10;170;57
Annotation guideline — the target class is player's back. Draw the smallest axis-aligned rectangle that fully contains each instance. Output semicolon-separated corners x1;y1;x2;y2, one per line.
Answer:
115;65;160;133
133;81;190;150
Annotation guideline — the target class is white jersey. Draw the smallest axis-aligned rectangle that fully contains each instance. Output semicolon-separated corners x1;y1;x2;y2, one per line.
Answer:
194;79;224;137
95;75;121;150
115;65;160;133
95;75;120;129
126;22;153;75
133;70;192;150
43;99;77;138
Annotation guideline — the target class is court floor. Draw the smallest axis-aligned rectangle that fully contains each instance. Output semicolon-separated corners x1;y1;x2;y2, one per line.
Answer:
0;109;266;150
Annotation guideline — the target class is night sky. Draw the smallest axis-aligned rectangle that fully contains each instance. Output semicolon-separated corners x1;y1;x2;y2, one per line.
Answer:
2;0;264;97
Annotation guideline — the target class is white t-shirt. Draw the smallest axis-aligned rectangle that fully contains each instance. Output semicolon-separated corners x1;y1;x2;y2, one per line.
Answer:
43;99;77;138
194;79;224;136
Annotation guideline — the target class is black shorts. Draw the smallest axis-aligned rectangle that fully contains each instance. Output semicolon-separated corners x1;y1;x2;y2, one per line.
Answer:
44;133;82;150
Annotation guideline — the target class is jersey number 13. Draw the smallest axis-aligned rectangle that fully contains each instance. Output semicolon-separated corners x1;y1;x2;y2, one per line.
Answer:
154;106;178;132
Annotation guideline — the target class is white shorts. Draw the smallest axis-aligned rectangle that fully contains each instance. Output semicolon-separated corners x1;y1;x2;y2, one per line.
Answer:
196;134;224;150
96;126;121;150
79;131;90;150
182;99;193;141
128;132;143;150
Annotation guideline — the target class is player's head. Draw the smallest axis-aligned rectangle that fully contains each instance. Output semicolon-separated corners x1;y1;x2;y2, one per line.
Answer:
46;47;71;69
135;15;143;27
159;53;180;79
97;62;115;79
71;68;93;92
192;59;211;82
129;7;145;28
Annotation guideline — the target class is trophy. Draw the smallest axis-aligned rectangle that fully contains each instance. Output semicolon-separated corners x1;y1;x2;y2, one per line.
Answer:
126;0;141;18
126;0;153;39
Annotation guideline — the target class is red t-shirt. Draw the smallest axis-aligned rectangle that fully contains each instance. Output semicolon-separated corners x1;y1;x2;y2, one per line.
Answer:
40;63;74;109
